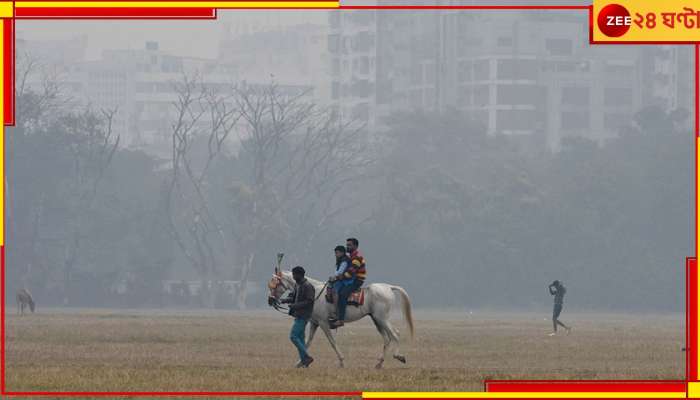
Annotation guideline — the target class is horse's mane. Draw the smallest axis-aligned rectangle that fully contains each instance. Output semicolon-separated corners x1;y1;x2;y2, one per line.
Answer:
279;270;325;287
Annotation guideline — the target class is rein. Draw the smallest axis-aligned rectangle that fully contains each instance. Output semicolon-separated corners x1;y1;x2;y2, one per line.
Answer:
269;279;329;315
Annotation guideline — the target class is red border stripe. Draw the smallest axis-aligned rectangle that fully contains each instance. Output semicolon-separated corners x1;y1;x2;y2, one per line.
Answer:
15;7;217;18
339;5;588;9
694;44;700;138
1;4;697;398
3;19;13;127
690;258;698;381
4;391;360;396
485;381;687;392
1;247;4;394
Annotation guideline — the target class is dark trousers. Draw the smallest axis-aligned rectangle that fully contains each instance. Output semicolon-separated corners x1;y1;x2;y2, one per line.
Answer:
552;303;567;331
337;281;362;321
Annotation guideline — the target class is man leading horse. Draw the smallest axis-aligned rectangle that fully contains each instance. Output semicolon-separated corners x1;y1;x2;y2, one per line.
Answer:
268;250;413;369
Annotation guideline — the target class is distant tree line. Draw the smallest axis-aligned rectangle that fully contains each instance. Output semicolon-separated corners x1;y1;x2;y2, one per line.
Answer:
5;57;691;311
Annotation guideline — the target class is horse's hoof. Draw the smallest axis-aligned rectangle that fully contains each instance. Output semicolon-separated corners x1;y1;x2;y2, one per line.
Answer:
394;355;407;364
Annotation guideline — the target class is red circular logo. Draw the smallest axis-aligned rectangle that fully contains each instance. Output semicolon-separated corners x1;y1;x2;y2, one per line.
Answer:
597;4;631;37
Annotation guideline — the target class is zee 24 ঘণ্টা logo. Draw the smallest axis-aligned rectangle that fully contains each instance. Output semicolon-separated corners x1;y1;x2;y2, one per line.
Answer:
595;2;700;41
597;3;632;37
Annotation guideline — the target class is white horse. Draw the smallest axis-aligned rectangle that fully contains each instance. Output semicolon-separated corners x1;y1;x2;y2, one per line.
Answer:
268;269;414;369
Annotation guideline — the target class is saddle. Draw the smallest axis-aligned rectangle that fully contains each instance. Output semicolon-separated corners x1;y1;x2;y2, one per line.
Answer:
325;286;365;306
347;289;365;306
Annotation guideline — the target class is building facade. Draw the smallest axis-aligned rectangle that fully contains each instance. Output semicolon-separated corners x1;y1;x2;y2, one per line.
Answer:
329;7;692;149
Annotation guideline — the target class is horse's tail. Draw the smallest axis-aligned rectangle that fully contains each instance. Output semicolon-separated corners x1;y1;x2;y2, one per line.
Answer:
390;285;414;339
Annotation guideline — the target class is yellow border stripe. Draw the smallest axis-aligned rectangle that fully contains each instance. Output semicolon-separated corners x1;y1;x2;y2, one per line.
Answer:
16;1;338;8
0;2;12;17
363;392;686;399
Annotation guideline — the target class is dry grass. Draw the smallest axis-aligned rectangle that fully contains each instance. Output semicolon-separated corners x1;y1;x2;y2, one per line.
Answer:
5;309;684;396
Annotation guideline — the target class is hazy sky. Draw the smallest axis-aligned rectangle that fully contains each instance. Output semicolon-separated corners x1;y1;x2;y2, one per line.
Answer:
17;10;328;60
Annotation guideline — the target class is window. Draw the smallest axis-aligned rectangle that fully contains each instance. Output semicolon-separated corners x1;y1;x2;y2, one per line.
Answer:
425;88;436;107
331;81;340;100
329;12;340;29
351;79;372;98
556;62;576;72
458;86;472;107
135;82;152;93
497;84;545;106
410;89;422;108
497;59;538;80
545;38;573;56
359;57;370;75
497;36;513;47
328;34;340;54
352;103;369;121
561;111;590;130
497;109;537;130
604;87;634;106
605;63;635;75
351;12;374;26
457;36;483;56
604;113;630;130
474;84;490;106
561;87;590;106
474;60;490;80
410;64;422;84
457;61;472;83
424;63;436;85
353;31;374;52
376;79;392;105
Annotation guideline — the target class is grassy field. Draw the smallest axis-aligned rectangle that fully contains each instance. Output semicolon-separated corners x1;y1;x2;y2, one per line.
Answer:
5;309;684;396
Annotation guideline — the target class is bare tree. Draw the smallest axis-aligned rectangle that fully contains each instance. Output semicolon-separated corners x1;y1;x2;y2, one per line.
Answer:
10;51;80;297
229;82;371;308
60;108;120;305
164;74;240;308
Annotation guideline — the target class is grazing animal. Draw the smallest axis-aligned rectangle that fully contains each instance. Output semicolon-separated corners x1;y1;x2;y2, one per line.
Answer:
268;268;414;369
16;288;35;315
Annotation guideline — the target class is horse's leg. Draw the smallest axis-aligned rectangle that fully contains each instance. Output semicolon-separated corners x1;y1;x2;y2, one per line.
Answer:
321;324;345;368
306;321;319;348
383;320;406;364
370;315;390;369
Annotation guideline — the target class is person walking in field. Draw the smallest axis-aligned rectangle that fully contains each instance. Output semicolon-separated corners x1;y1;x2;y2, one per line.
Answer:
548;280;571;336
280;266;316;367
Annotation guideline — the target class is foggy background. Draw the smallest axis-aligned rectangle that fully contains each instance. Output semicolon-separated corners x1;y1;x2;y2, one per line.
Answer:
7;7;692;313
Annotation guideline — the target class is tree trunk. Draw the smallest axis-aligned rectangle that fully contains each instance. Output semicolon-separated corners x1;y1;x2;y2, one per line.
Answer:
237;252;255;310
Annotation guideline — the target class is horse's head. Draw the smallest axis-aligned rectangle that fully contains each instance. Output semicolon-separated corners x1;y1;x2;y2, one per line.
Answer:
267;269;293;306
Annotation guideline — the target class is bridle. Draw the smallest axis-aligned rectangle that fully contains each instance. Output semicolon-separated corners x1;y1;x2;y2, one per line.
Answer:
267;271;329;314
268;272;292;314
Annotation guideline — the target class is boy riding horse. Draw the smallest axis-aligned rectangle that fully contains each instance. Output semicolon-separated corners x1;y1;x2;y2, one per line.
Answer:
329;238;367;329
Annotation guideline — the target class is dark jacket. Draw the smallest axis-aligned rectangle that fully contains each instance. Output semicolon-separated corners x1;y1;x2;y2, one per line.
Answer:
549;284;566;305
283;278;315;320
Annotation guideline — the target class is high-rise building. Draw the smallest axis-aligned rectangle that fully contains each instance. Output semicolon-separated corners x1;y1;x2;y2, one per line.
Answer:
219;23;330;104
329;8;691;149
18;39;313;157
